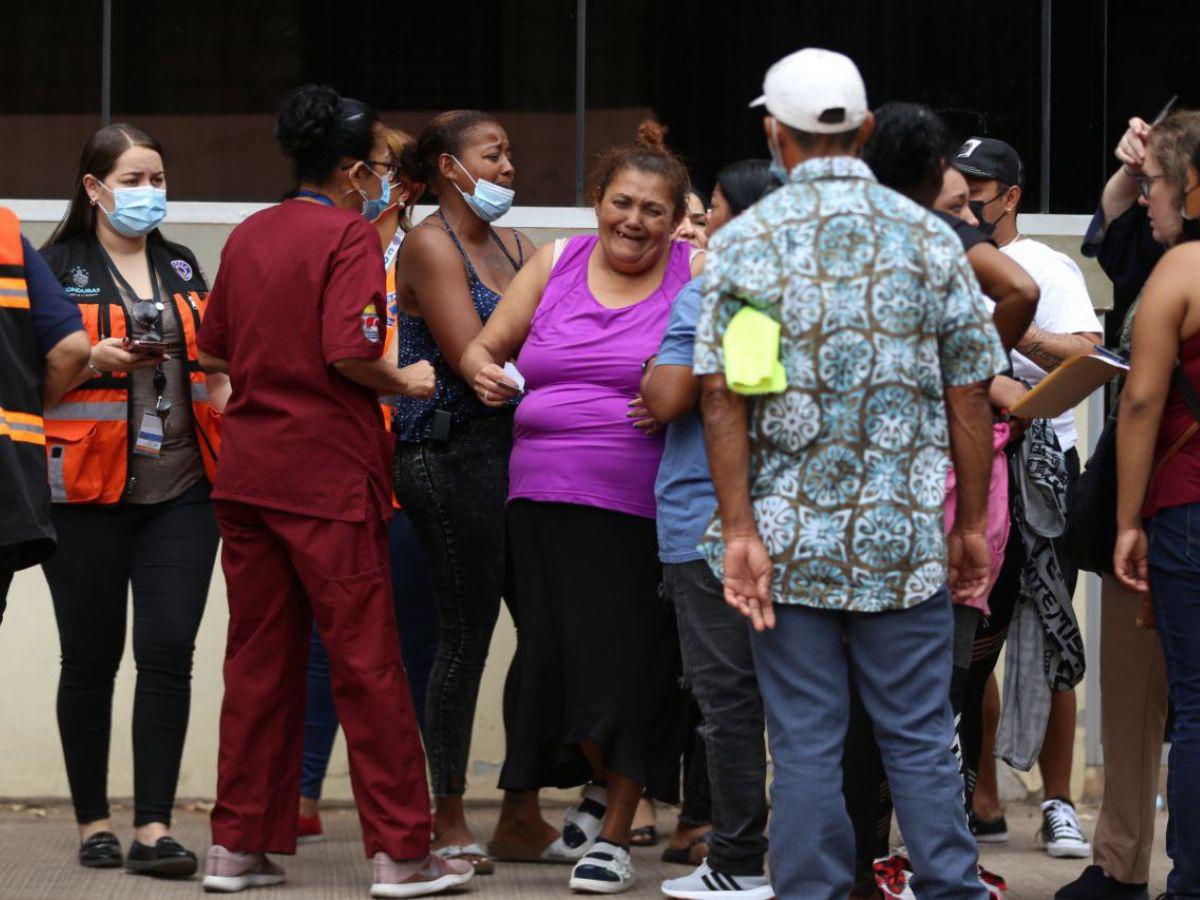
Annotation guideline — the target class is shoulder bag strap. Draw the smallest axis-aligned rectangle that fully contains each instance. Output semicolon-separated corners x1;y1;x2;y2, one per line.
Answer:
1151;364;1200;478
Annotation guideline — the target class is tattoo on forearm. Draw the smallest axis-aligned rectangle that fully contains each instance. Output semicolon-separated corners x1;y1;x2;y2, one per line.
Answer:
1020;338;1063;370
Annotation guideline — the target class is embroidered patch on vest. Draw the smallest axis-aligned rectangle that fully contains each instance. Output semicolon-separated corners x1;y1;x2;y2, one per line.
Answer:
170;259;194;281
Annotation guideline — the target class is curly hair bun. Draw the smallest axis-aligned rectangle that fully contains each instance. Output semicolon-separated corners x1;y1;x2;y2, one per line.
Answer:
635;119;669;153
275;84;342;159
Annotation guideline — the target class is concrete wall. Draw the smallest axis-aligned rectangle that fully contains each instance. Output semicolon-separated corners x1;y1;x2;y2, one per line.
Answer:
0;211;1109;807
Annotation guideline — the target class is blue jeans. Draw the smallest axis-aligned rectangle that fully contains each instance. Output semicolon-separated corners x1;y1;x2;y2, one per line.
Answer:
751;588;984;900
300;511;439;800
1147;503;1200;896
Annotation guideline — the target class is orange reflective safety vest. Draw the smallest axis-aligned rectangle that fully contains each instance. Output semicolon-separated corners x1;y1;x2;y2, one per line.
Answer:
381;226;404;506
40;234;221;505
0;208;56;564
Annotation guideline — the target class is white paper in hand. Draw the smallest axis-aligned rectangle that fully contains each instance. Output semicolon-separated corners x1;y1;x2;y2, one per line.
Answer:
502;361;526;393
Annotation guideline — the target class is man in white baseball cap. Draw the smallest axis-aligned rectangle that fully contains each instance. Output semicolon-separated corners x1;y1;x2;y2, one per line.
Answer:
694;46;1000;900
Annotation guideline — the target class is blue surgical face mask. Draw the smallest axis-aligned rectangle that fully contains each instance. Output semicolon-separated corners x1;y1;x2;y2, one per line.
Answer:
97;183;167;237
767;119;789;185
361;165;393;221
451;156;515;223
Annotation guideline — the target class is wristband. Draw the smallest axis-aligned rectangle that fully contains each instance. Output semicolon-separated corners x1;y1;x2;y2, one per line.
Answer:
88;362;104;378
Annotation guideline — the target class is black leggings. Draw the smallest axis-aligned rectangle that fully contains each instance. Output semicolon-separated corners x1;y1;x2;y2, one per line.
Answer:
41;480;218;826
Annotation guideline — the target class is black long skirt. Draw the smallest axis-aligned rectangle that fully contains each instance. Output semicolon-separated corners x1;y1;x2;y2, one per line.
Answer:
499;499;683;802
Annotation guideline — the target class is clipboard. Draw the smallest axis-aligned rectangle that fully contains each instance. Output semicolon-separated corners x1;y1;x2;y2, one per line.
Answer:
1008;347;1129;419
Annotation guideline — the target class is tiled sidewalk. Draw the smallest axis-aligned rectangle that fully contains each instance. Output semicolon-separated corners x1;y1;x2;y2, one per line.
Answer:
0;801;1169;899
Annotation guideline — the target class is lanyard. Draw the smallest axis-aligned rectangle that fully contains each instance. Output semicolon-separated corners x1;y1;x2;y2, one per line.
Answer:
96;242;163;313
294;189;335;207
383;226;405;272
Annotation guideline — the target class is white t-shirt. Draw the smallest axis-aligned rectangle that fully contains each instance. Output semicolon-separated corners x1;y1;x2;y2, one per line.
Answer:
1001;238;1102;453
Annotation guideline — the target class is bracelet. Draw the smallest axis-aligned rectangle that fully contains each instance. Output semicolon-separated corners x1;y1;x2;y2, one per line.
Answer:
87;362;103;378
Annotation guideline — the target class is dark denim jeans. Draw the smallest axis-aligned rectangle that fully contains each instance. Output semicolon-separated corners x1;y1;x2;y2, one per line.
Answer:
394;414;512;797
301;511;439;800
666;560;768;877
1147;502;1200;896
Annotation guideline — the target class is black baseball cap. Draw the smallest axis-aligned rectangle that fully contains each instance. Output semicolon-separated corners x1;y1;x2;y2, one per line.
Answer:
952;137;1024;187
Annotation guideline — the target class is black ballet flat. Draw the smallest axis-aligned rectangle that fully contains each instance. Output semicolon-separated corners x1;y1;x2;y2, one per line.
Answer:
79;831;123;868
124;836;199;879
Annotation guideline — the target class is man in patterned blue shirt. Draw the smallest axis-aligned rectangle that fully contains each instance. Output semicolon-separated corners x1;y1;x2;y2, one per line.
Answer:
695;49;1007;899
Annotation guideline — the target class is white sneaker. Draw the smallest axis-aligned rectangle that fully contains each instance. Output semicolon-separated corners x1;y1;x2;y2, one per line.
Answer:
661;861;773;899
550;782;607;861
569;841;633;894
202;846;286;893
1038;798;1092;859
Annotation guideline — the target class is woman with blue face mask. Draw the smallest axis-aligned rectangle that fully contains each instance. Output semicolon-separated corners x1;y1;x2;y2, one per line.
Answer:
37;123;230;878
391;110;533;874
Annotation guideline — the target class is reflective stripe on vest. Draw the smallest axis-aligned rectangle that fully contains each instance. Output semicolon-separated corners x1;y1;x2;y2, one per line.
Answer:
0;407;44;445
47;448;67;502
44;401;127;421
0;276;29;309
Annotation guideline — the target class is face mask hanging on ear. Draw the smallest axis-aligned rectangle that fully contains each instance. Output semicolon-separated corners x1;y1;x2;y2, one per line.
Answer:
361;166;393;222
96;182;167;237
450;156;515;223
767;119;789;185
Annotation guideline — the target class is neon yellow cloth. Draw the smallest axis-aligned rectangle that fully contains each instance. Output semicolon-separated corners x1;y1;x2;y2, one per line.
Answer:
723;306;787;395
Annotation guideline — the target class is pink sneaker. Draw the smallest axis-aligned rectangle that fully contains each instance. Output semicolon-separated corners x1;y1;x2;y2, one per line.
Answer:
370;852;474;898
202;845;286;893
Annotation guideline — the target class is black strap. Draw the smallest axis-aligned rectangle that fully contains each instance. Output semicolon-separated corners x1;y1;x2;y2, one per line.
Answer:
95;242;161;310
436;209;522;280
1173;365;1200;423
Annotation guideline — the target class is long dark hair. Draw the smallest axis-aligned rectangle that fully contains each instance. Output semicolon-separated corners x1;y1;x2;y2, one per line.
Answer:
715;159;780;216
43;123;165;249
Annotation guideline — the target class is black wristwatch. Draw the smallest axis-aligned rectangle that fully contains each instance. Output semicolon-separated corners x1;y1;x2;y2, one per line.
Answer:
641;354;656;374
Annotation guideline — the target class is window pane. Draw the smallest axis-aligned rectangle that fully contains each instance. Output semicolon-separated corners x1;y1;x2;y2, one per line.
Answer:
109;0;577;203
585;1;1044;209
0;3;102;198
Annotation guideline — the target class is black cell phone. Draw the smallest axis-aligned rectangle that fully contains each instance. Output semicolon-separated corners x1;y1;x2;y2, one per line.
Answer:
431;409;452;442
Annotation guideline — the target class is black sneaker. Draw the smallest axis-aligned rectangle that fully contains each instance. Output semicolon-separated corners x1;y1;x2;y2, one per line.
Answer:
1040;799;1092;859
968;810;1010;844
124;836;198;879
79;831;122;868
1055;865;1149;899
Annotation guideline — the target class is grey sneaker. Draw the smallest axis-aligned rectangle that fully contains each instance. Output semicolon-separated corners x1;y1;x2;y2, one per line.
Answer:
661;861;773;899
202;845;286;893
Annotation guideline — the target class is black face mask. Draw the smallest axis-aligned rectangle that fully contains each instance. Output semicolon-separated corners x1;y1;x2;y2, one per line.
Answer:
967;200;996;238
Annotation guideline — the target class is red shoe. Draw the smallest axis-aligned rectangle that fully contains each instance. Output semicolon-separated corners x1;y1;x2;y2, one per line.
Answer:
298;813;324;845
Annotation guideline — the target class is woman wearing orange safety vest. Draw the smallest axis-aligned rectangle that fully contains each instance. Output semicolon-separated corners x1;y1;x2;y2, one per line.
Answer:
38;123;228;879
296;124;442;842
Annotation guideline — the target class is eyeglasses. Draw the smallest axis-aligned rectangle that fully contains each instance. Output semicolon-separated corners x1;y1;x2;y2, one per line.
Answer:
1134;173;1168;200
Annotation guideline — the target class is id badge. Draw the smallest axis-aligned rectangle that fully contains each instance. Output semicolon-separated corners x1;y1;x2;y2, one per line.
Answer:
134;411;164;458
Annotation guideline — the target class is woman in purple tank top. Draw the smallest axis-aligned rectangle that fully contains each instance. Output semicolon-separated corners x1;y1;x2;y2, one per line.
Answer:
462;122;704;893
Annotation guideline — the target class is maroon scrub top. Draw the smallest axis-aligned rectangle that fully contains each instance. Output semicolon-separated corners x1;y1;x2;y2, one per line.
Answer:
199;199;392;522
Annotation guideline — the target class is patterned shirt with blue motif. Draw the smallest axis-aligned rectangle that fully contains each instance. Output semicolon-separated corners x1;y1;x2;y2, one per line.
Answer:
693;156;1007;613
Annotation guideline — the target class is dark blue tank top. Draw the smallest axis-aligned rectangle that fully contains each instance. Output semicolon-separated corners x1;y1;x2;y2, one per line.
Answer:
393;210;524;442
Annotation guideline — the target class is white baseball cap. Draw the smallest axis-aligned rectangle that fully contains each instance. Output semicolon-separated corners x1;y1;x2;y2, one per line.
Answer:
750;48;868;134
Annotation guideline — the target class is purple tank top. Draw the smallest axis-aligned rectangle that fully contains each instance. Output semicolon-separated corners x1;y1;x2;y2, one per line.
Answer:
509;235;694;518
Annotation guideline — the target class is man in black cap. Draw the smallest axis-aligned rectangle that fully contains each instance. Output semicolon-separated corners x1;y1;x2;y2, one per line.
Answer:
953;138;1102;863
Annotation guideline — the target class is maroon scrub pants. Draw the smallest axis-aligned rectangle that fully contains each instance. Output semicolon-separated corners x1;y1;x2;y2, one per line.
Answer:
210;499;431;860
